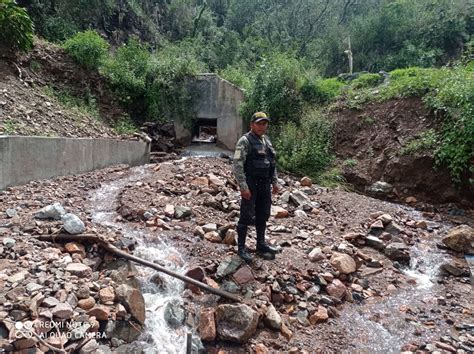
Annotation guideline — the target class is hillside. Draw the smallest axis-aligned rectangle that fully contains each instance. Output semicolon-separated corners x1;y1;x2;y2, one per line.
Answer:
0;41;125;138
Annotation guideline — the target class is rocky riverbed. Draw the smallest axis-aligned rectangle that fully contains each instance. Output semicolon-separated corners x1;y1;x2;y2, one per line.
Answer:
0;156;472;353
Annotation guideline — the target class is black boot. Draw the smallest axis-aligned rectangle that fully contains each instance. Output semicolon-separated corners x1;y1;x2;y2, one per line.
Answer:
256;221;278;258
237;223;252;263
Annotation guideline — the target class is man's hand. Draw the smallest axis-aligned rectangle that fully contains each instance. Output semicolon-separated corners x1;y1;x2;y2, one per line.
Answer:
272;183;280;195
241;189;252;200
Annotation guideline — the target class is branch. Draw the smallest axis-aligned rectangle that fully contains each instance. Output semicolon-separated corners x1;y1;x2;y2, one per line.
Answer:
38;234;241;303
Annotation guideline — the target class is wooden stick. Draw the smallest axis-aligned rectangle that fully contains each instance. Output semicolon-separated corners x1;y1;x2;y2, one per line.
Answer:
37;234;241;303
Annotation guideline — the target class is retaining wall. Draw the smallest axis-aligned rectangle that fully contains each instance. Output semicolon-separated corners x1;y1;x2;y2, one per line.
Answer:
0;136;150;190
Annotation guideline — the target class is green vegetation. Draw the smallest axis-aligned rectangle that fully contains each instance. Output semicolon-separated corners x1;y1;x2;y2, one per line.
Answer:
112;116;138;135
343;159;358;168
3;119;18;134
43;86;100;119
0;0;34;52
63;30;109;70
401;129;438;156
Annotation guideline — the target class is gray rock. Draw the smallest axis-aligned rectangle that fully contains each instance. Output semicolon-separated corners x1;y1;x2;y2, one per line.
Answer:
215;304;259;343
216;255;242;278
174;206;192;219
202;223;217;232
70;323;91;340
290;190;312;210
366;235;386;250
385;221;404;236
308;247;325;262
42;297;59;308
66;263;92;277
366;181;393;195
51;302;73;319
62;213;86;234
5;209;17;218
384;242;411;265
115;284;145;325
280;191;291;203
2;238;15;248
164;299;185;328
79;339;99;354
26;283;43;293
264;304;282;330
34;202;65;220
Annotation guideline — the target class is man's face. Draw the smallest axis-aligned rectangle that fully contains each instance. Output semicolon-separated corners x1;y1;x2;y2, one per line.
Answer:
250;120;269;136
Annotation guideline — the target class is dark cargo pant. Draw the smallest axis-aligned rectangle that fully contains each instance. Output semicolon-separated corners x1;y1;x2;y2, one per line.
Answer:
237;176;272;248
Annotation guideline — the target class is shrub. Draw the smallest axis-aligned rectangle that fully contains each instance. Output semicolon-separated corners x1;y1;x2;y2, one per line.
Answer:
113;116;138;134
240;54;304;125
424;66;474;183
400;129;438;155
350;73;383;89
43;16;77;42
63;30;109;70
0;0;34;52
275;110;334;178
102;38;150;106
301;78;345;105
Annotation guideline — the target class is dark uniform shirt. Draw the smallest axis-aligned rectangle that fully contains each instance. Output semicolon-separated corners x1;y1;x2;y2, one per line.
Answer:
233;132;278;191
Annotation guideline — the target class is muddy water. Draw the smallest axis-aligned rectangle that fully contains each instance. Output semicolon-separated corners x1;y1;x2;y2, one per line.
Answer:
89;166;197;353
340;207;451;353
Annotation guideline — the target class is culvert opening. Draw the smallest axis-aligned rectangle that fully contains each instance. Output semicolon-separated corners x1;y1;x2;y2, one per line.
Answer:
191;118;217;144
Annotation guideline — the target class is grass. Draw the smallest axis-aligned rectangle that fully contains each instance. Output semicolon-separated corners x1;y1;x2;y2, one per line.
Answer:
400;129;438;155
42;85;100;119
3;119;17;134
112;116;138;134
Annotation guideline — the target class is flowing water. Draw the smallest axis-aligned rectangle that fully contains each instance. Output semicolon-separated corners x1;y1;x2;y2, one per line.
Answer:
89;166;197;353
340;206;452;353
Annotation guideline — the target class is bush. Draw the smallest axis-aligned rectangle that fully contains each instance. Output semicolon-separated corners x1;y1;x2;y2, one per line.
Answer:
275;110;334;178
400;129;438;155
424;66;474;183
350;73;383;89
301;78;345;104
240;54;305;125
63;30;109;70
0;0;34;52
102;38;150;106
43;16;77;42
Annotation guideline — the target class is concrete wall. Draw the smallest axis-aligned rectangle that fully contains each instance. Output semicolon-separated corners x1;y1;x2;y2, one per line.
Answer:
175;74;245;150
0;136;150;190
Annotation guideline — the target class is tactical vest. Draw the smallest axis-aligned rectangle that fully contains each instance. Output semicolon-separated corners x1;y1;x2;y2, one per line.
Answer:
243;132;276;179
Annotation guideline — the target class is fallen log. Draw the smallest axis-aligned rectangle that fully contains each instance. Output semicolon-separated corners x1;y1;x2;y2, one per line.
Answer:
38;233;241;303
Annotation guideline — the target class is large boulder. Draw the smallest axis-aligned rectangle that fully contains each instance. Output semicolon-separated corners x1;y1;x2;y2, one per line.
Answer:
115;284;146;325
442;225;473;254
215;304;259;343
330;253;356;274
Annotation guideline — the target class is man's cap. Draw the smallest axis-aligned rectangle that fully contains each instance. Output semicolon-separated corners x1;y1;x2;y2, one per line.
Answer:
251;112;270;123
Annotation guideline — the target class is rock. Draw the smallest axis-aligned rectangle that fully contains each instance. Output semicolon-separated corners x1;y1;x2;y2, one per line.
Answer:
208;173;225;186
308;247;325;262
62;213;86;234
414;220;427;229
232;266;254;284
198;308;216;341
271;206;289;218
42;297;59;308
442;225;473;253
264;303;282;330
326;279;346;299
280;191;291;203
204;231;221;243
99;287;115;303
255;343;270;354
384;243;411;265
115;284;146;325
223;229;237;245
2;238;15;248
65;242;86;258
281;321;293;341
5;208;17;218
165;204;175;217
66;263;92;277
370;220;384;230
366;235;386;250
192;177;209;186
294;210;307;218
385;221;404;236
202;223;217;232
330;253;356;274
87;305;111;321
26;282;43;293
79;339;99;353
376;214;393;225
441;260;468;277
8;270;28;283
300;177;312;187
34;202;65;220
13;338;38;350
366;181;393;195
185;267;205;281
78;297;96;310
52;302;73;319
164;299;185;328
215;304;259;343
309;306;329;324
289;190;312;210
174;206;192;219
216;255;242;278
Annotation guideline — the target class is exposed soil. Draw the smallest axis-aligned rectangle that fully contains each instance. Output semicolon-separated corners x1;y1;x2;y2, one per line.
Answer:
0;40;125;138
333;98;473;207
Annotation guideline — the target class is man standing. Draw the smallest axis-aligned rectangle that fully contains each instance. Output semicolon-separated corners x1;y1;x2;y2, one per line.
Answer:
233;112;280;262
